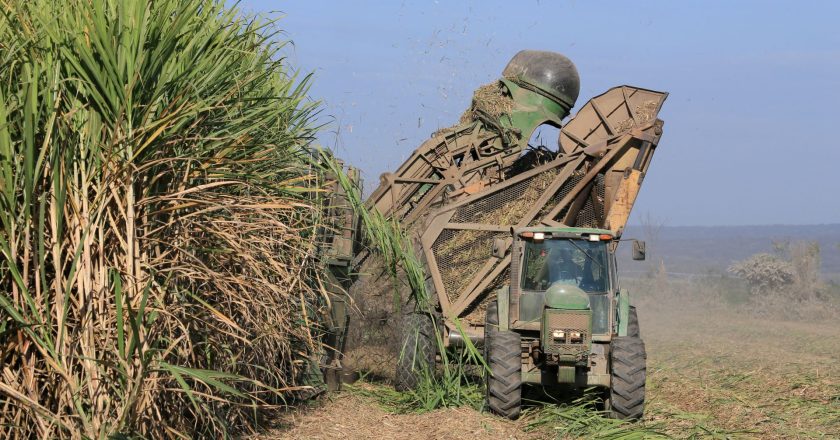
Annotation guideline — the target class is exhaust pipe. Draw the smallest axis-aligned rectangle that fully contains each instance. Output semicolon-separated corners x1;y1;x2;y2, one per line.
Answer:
447;327;484;348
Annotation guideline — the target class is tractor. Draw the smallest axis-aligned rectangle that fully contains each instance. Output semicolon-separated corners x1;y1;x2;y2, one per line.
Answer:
484;227;646;419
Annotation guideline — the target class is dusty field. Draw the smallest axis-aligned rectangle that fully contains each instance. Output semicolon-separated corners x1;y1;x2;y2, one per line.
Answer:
639;296;840;439
261;290;840;439
264;387;529;440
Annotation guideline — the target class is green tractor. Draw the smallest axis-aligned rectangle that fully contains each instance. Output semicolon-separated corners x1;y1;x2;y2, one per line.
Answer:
484;227;646;420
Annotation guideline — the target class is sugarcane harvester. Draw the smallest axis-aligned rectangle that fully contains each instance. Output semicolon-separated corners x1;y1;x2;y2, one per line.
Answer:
358;50;667;420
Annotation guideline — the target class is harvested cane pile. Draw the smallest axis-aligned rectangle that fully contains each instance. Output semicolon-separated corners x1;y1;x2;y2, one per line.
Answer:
459;82;514;125
0;1;330;438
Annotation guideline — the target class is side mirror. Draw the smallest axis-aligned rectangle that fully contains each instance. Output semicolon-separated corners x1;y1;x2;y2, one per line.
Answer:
491;238;510;259
632;240;646;261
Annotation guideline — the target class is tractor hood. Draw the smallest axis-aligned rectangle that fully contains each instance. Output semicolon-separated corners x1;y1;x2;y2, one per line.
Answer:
544;283;590;310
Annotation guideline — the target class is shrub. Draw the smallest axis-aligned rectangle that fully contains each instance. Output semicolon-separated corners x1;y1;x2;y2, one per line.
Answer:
728;253;795;293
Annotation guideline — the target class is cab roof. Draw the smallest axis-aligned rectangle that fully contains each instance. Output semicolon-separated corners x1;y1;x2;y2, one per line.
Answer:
513;226;614;238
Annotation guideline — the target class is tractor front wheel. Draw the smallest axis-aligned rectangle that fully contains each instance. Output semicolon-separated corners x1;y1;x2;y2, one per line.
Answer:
485;302;522;419
607;336;646;420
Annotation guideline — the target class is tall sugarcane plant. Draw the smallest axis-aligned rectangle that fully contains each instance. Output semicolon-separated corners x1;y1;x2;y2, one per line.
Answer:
0;0;326;438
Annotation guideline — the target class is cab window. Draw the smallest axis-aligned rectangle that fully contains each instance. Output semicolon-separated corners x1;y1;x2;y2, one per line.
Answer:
520;239;609;293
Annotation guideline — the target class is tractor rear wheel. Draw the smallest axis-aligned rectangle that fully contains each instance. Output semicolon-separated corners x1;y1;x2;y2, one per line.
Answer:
607;336;646;420
485;302;522;419
395;312;436;391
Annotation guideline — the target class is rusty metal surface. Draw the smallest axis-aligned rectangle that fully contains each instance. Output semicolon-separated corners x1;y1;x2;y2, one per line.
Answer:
350;54;667;351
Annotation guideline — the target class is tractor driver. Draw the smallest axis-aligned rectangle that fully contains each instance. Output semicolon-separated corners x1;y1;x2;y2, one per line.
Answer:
548;248;579;286
579;257;607;292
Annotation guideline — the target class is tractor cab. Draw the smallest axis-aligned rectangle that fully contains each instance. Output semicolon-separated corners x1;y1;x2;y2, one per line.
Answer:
516;228;615;337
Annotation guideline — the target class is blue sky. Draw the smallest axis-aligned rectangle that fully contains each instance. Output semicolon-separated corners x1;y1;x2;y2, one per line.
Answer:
241;1;840;226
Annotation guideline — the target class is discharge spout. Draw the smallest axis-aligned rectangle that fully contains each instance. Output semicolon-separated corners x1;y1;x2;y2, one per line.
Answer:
502;50;580;117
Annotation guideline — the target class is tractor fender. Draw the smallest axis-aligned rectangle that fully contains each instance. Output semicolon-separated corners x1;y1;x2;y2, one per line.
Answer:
496;286;510;331
616;290;631;336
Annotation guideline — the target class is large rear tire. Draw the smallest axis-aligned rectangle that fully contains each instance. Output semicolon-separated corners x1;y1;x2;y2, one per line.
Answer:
485;302;522;420
395;312;436;391
608;336;646;420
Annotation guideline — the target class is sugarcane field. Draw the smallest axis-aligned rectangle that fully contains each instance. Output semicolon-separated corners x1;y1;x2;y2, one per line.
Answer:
1;1;839;439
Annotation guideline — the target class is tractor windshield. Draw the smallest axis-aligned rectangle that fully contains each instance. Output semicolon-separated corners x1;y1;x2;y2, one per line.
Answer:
521;239;609;293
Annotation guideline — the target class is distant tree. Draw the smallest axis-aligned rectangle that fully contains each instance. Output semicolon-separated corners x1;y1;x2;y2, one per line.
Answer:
771;240;822;299
771;239;789;256
639;212;665;259
639;212;666;281
789;241;821;293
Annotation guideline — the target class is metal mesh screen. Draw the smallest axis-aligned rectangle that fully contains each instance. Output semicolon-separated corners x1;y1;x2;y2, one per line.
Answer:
432;229;500;303
574;173;606;228
537;169;585;224
463;265;510;325
436;170;558;308
450;170;558;225
543;310;592;360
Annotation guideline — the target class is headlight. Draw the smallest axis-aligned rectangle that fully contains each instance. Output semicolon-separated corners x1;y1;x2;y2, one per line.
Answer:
569;331;582;342
552;329;565;340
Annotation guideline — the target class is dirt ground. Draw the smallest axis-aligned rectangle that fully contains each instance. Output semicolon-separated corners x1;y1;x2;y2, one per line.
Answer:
260;290;840;439
638;296;840;439
263;388;531;440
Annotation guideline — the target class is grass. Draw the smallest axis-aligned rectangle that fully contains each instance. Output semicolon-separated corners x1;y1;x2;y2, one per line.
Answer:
345;379;669;439
525;396;668;440
0;1;329;438
346;376;484;415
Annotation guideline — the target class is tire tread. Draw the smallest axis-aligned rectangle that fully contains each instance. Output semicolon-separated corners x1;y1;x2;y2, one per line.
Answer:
485;302;522;419
395;312;435;391
609;336;646;420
